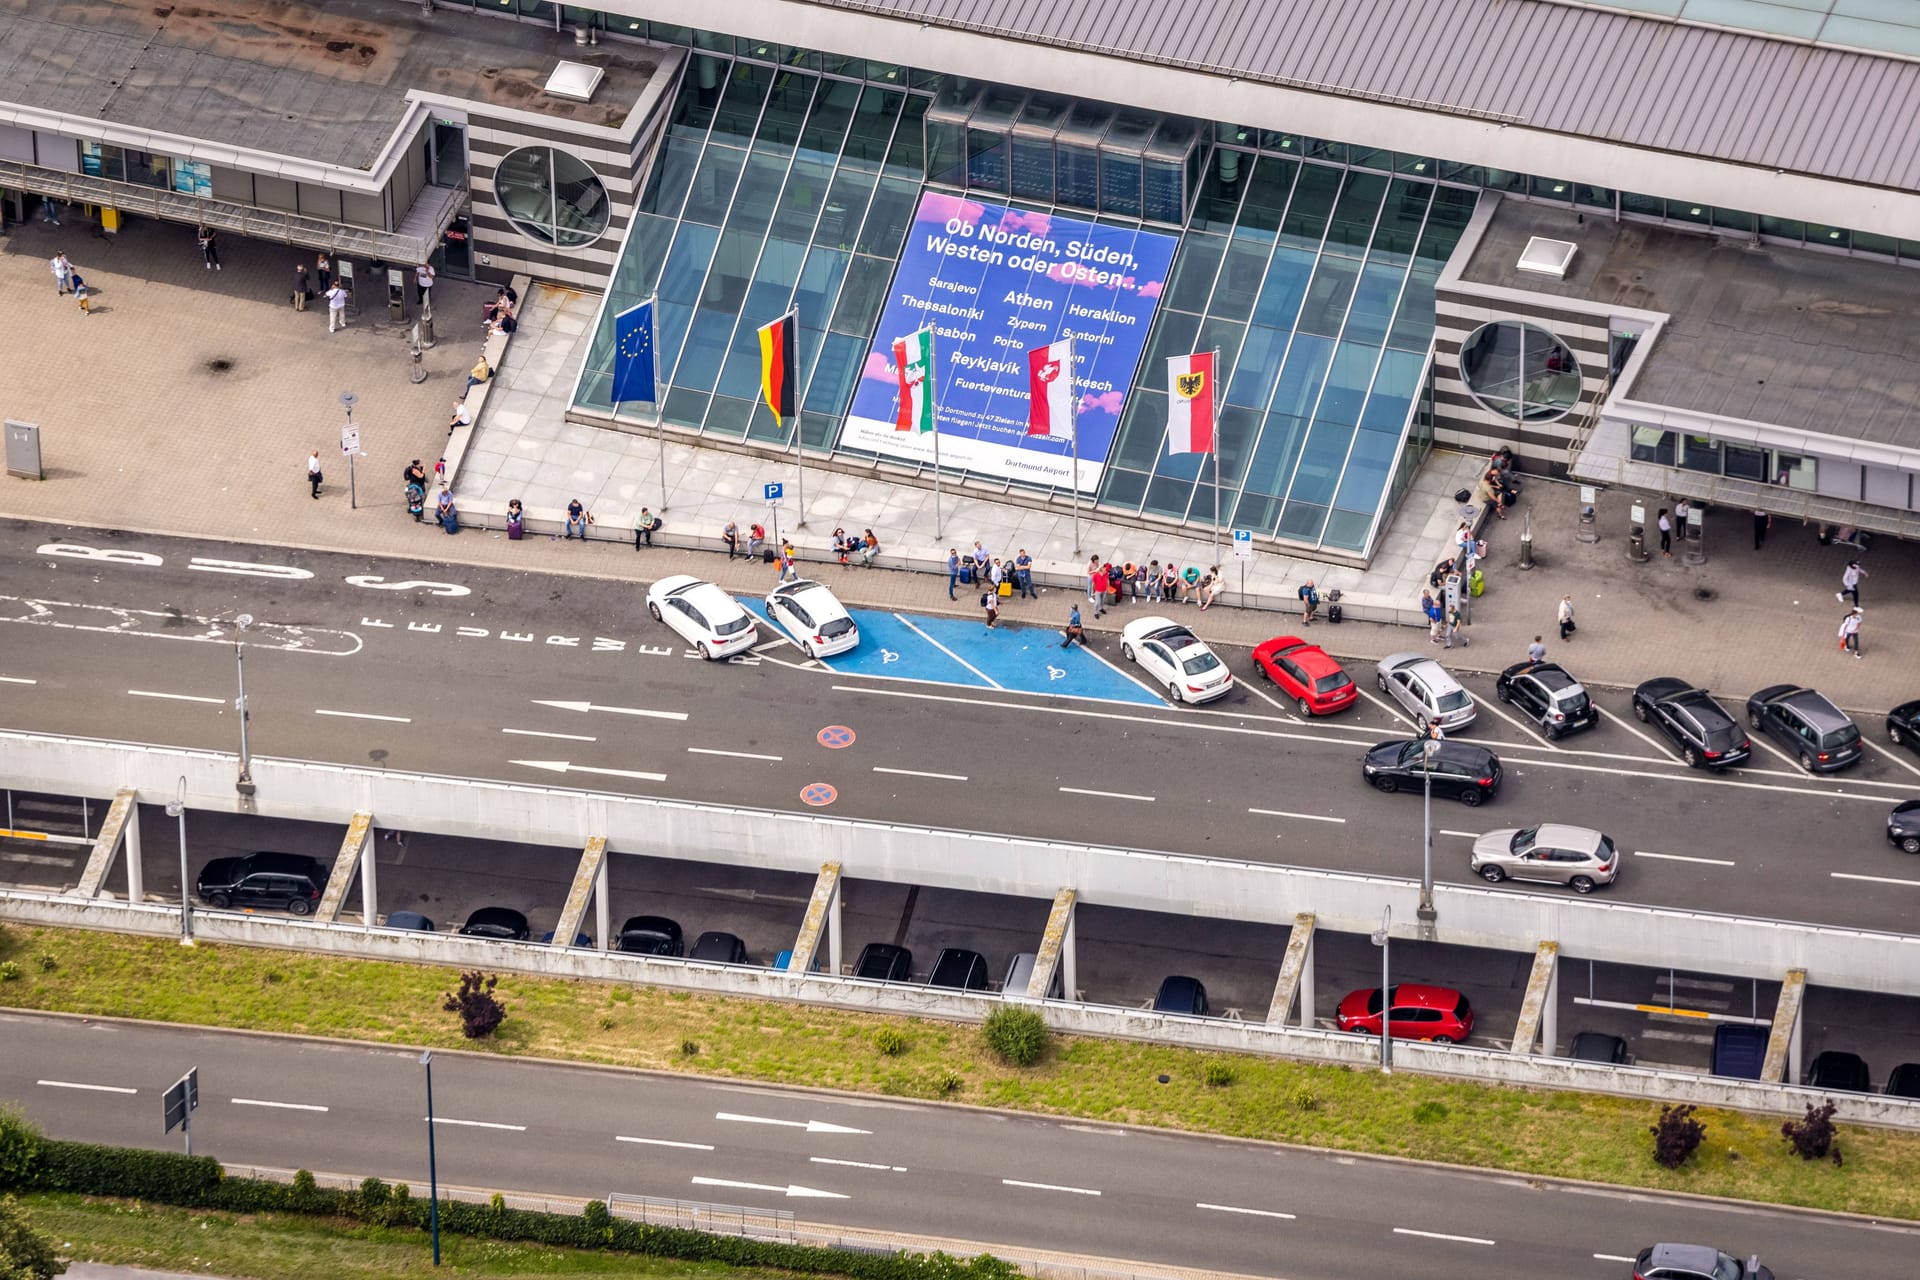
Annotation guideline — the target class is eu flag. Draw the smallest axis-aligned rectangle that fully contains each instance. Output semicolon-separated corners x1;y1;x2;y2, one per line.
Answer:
611;300;657;403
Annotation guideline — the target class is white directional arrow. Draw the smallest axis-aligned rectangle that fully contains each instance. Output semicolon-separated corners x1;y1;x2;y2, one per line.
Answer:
690;1176;848;1200
714;1110;871;1135
532;700;687;721
509;760;667;782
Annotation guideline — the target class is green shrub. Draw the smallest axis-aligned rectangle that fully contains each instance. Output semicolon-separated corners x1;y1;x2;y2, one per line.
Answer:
34;954;56;974
1201;1059;1235;1088
981;1006;1049;1067
0;1108;41;1189
679;1039;700;1057
938;1069;964;1096
290;1169;317;1204
0;961;20;982
1411;1101;1449;1124
598;1016;615;1031
873;1026;908;1057
489;1192;506;1213
1292;1087;1320;1113
0;1193;64;1280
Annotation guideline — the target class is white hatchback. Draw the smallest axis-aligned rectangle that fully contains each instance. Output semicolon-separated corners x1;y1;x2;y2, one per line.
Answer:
645;574;758;660
765;579;860;659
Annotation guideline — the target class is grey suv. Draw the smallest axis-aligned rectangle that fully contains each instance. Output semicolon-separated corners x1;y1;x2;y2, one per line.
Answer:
1744;685;1862;773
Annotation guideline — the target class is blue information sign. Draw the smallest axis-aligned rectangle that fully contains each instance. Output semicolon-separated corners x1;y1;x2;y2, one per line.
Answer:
763;482;784;502
841;192;1177;493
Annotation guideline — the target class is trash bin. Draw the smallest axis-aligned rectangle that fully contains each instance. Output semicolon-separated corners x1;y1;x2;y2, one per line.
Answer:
1626;527;1648;563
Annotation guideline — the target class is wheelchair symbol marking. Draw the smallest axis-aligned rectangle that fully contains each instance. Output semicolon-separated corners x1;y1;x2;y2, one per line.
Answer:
1047;665;1066;681
880;648;899;664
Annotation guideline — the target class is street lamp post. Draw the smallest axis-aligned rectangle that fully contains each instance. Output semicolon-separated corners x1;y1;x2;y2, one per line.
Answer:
1418;737;1439;930
164;775;192;945
231;614;255;796
1371;906;1392;1074
420;1049;441;1266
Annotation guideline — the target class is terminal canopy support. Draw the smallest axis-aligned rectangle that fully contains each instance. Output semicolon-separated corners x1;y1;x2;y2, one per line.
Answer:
73;789;140;901
1511;941;1560;1055
553;836;609;949
1763;968;1807;1085
316;813;375;923
1030;889;1078;1000
788;862;843;978
1267;913;1317;1027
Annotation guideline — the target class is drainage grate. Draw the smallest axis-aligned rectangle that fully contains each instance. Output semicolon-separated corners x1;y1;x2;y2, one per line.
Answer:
205;358;234;374
1694;588;1716;601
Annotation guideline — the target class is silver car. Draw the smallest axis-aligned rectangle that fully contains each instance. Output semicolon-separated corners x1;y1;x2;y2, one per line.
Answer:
1375;653;1477;731
1470;823;1618;894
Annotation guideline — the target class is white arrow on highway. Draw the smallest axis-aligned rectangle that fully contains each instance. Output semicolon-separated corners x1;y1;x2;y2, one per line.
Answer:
509;760;667;782
532;700;688;721
690;1176;848;1200
715;1110;871;1135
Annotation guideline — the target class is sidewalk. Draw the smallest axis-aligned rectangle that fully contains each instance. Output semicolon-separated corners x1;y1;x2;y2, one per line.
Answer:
1;215;1913;711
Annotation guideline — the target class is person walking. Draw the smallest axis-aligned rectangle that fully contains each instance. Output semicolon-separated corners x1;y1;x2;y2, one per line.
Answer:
315;252;332;294
415;261;436;306
1014;549;1034;599
1422;590;1445;644
293;262;311;311
1557;594;1577;640
1753;510;1770;550
70;271;92;315
1444;600;1471;649
402;459;429;520
947;548;961;600
325;282;349;332
50;252;72;296
565;499;589;539
723;520;740;560
1838;560;1867;606
196;225;221;270
1838;607;1863;659
634;507;659;549
778;541;799;583
1297;578;1319;625
980;588;1000;630
1656;508;1673;557
306;449;324;499
40;196;61;226
1060;605;1085;649
1526;635;1547;665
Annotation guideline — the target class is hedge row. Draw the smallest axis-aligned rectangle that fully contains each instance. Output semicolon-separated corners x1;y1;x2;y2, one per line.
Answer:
14;1135;1020;1279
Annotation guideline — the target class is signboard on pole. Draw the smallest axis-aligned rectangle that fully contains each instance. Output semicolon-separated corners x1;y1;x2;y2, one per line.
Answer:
763;482;784;503
1231;529;1253;561
340;424;361;457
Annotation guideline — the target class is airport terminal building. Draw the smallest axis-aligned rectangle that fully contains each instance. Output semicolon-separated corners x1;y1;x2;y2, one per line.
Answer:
4;0;1919;554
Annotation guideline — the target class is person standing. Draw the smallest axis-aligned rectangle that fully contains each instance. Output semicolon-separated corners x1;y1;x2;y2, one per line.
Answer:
1838;607;1863;658
1422;590;1445;644
947;548;961;601
1656;508;1673;558
634;507;659;548
50;252;72;296
980;588;999;630
723;521;740;560
306;449;324;499
1089;561;1110;618
1674;498;1691;538
1014;549;1034;599
415;261;435;306
988;557;1005;596
402;459;429;519
506;498;525;540
70;271;91;315
325;282;349;332
1557;594;1576;640
1060;605;1085;649
1838;560;1867;606
1526;635;1547;665
196;225;221;270
1297;578;1318;624
293;262;311;311
1752;510;1770;550
315;252;332;294
40;196;61;226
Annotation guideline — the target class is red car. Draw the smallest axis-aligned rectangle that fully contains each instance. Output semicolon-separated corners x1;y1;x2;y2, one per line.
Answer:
1335;983;1475;1043
1252;636;1358;716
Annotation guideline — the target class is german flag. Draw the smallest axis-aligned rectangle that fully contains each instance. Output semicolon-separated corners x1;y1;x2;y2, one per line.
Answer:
757;311;797;426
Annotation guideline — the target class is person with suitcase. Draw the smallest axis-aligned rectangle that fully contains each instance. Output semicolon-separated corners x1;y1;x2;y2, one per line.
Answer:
506;498;524;540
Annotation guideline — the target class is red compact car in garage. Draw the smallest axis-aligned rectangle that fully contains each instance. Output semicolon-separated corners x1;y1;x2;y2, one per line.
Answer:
1252;635;1358;716
1335;983;1475;1043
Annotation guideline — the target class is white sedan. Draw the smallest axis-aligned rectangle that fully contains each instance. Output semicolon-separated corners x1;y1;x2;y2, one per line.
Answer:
645;574;758;660
765;579;859;659
1120;616;1234;704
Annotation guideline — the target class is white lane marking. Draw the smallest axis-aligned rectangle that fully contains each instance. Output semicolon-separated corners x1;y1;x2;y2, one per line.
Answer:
1197;1202;1296;1220
38;1079;137;1094
687;747;784;761
342;575;471;597
502;727;598;742
1832;871;1920;888
1485;751;1894;804
0;676;36;685
1594;1254;1637;1264
428;1117;527;1131
1356;683;1409;722
1634;850;1736;867
1745;732;1800;769
1003;1178;1100;1196
873;766;969;781
1607;711;1679;758
1059;786;1152;801
509;760;667;782
1237;675;1293;713
314;709;412;724
690;1176;848;1200
1863;735;1920;779
1248;808;1346;824
1076;638;1166;698
128;689;223;704
749;637;792;654
4;852;73;866
532;699;689;721
1475;695;1564;750
810;1156;907;1172
891;614;1003;690
188;557;314;580
714;1111;871;1135
1439;829;1481;839
1393;1227;1495;1246
232;1097;330;1112
616;1136;715;1151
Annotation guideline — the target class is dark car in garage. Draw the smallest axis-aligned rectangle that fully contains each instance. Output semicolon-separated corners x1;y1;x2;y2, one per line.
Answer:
689;931;749;964
193;851;329;915
615;915;685;956
459;906;531;941
853;943;912;982
1632;678;1751;769
1805;1050;1872;1093
1153;975;1210;1016
1363;738;1501;806
927;947;991;990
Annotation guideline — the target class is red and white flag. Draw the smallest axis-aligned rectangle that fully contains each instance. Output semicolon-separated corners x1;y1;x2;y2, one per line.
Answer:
1165;352;1216;455
1026;339;1076;438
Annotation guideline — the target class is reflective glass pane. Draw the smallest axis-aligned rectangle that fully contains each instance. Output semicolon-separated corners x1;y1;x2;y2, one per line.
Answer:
1322;171;1388;257
793;247;850;328
640;138;701;218
1164;235;1226;314
1240;409;1312;500
1212;403;1263;489
1295;257;1361;338
799;78;860;159
1143;472;1198;518
1268;335;1335;422
1321;505;1376;552
844;87;904;167
1142;310;1203;371
1317;342;1381;428
1192;149;1250;233
854;177;919;257
703;393;754;439
711;64;771;143
1276;499;1329;542
1101;467;1149;510
815;168;877;248
1209;238;1273;322
657;223;720;305
1111;392;1171;471
884;95;927;174
1280;164;1341;250
1234;154;1298;238
1099;150;1142;217
1011;136;1053;201
755;72;817;152
1143;158;1184;224
830;253;892;334
807;333;866;419
679;146;745;225
662;387;709;430
672;308;737;391
727;150;790;238
671;56;729;139
771;154;835;240
1227;325;1288;409
1250;245;1315;330
1055;142;1099;208
1332;426;1402;515
1369;180;1433;266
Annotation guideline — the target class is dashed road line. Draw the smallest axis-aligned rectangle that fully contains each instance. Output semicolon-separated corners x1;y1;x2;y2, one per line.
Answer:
1248;808;1345;824
501;727;598;741
532;699;688;721
0;675;36;685
687;747;783;762
810;1157;907;1172
232;1097;330;1112
1439;830;1481;839
429;1117;527;1131
314;709;412;723
616;1136;714;1151
38;1079;137;1094
873;766;969;781
1060;786;1152;801
1633;850;1736;867
1197;1202;1296;1220
1393;1227;1494;1246
1832;871;1920;888
128;689;222;704
1002;1178;1100;1196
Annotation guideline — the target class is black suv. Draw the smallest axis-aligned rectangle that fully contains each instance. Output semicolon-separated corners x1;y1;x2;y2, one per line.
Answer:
853;943;912;981
1496;662;1599;738
194;852;328;914
927;947;990;990
1745;685;1862;773
1632;678;1751;769
1363;738;1502;806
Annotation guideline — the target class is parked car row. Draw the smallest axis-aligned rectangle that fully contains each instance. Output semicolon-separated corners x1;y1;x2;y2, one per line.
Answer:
644;573;861;662
1708;1025;1920;1095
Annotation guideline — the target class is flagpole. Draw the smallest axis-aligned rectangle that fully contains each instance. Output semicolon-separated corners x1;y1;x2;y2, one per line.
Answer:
1068;340;1081;556
1211;346;1222;568
650;293;668;512
790;307;807;530
928;326;944;541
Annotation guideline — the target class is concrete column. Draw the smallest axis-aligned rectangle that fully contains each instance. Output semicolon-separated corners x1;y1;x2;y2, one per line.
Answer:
1032;889;1077;1000
358;839;378;926
1542;952;1559;1057
123;796;144;903
828;877;843;975
552;836;607;948
1790;1000;1804;1083
1268;913;1316;1027
789;862;842;978
1061;906;1077;1001
1763;969;1807;1085
316;814;373;922
1511;941;1559;1056
595;854;610;951
1299;929;1315;1028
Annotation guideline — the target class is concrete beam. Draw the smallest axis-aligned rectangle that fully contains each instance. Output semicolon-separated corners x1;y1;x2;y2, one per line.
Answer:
1030;888;1077;999
552;836;608;948
1267;913;1317;1027
789;862;841;977
316;814;373;923
72;789;135;899
1512;941;1560;1056
1763;968;1807;1085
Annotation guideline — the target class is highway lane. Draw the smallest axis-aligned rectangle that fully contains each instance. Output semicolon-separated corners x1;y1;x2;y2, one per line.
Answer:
2;1013;1909;1279
2;522;1918;933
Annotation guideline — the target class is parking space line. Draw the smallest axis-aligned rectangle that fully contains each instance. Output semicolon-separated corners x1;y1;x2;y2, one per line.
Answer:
315;709;412;723
892;614;1002;689
0;676;36;685
1248;808;1345;824
128;689;222;704
1831;871;1920;888
1002;1178;1101;1196
1197;1202;1296;1220
1746;732;1800;768
1438;829;1481;839
1075;638;1166;698
1863;736;1920;779
687;747;784;762
1475;695;1564;751
873;766;968;781
1633;850;1736;867
1237;675;1293;713
1594;1254;1637;1264
1356;684;1408;723
1607;711;1679;759
1393;1227;1494;1246
1060;787;1151;802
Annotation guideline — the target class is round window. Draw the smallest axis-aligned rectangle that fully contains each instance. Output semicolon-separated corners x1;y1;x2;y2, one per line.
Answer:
494;145;610;249
1458;321;1582;422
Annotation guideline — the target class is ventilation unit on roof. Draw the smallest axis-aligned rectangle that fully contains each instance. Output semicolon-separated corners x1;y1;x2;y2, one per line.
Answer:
1517;236;1577;278
544;60;604;102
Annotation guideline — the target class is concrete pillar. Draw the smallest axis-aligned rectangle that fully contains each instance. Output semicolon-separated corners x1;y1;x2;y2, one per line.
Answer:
1543;952;1559;1056
1267;913;1316;1027
123;795;144;903
789;862;842;978
1763;969;1806;1085
358;838;378;927
1511;941;1559;1055
1299;928;1315;1028
828;875;843;975
552;836;607;948
316;813;373;922
1061;905;1078;1001
74;790;136;899
1032;888;1077;1000
594;854;610;951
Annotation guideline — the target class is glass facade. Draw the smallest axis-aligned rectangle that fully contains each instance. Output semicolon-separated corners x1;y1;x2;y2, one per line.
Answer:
1458;321;1582;422
495;146;612;247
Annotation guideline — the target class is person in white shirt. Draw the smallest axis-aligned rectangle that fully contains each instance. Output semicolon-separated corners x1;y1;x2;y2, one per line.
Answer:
1838;560;1867;606
447;399;473;434
50;253;72;296
415;262;435;306
1838;607;1862;658
326;284;349;332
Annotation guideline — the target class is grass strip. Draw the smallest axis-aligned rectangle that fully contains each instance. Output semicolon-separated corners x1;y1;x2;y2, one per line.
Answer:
18;1190;798;1278
2;923;1915;1222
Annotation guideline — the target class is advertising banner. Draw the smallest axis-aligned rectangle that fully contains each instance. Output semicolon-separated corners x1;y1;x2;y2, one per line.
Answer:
840;192;1177;492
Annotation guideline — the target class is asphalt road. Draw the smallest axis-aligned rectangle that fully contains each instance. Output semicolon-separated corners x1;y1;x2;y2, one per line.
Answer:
2;523;1917;936
3;1013;1909;1279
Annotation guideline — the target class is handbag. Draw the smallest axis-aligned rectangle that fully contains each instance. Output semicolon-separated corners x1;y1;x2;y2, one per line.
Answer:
997;581;1012;598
